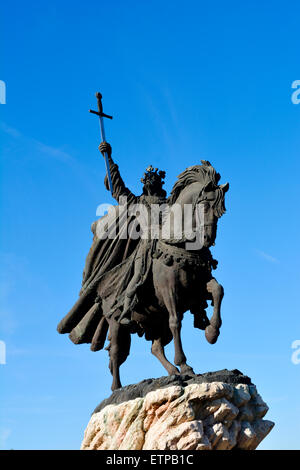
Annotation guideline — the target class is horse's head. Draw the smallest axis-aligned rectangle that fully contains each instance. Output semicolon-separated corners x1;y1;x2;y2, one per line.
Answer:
168;161;229;249
196;179;229;247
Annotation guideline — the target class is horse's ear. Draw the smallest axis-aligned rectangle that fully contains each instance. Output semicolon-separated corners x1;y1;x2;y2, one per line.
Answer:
220;182;229;193
201;160;212;166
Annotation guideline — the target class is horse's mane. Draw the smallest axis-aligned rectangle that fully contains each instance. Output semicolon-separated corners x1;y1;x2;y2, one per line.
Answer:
168;160;226;217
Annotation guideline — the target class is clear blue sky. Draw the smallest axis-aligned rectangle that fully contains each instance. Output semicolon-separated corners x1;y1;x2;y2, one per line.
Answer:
1;0;300;450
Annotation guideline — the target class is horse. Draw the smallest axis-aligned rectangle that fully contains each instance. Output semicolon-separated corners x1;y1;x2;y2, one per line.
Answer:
97;161;229;390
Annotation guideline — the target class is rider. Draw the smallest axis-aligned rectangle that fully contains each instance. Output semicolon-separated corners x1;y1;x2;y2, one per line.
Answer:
99;142;167;326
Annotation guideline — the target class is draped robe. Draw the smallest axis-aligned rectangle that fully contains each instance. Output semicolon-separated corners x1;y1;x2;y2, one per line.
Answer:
57;155;166;350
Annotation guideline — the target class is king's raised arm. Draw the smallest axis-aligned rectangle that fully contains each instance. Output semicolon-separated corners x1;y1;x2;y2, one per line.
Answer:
99;142;137;205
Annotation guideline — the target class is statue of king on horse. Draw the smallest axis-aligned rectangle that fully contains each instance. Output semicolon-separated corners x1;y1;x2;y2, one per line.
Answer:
57;141;229;390
57;93;229;391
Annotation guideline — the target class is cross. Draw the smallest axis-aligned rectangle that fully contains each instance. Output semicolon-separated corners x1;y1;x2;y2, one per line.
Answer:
89;92;113;194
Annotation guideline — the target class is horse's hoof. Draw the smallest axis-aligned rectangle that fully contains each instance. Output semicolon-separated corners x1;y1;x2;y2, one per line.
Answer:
180;364;195;376
111;382;122;391
205;325;220;344
168;366;180;376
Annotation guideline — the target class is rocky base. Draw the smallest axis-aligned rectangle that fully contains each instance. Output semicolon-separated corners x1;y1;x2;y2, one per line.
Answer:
81;370;274;450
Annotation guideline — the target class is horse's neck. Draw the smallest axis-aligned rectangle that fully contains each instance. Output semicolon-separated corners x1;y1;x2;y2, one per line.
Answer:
160;184;203;245
175;182;203;206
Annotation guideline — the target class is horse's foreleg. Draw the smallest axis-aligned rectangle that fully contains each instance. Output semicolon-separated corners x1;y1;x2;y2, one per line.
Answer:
163;289;195;376
205;278;224;344
153;259;195;376
151;338;180;376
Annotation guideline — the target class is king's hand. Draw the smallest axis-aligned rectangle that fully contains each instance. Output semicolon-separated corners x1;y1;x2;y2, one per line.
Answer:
99;141;112;157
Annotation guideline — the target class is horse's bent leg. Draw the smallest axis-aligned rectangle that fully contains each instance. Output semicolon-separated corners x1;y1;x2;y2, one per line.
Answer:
205;278;224;344
151;338;180;376
107;317;131;391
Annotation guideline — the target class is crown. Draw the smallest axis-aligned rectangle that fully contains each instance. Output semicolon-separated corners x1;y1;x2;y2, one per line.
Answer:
141;165;166;186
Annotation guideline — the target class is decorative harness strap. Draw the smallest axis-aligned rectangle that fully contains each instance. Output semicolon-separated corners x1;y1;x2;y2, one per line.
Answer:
154;240;217;271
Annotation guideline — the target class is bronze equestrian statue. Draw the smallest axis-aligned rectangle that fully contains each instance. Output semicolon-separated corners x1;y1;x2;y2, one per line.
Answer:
57;142;229;391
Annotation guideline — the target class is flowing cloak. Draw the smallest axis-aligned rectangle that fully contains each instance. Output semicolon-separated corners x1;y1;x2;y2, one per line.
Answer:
57;155;165;350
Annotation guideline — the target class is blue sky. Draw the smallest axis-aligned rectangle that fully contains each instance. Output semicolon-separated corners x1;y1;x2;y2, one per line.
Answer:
1;0;300;450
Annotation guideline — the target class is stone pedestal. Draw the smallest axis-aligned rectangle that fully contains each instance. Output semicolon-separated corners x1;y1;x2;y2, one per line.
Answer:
81;369;274;450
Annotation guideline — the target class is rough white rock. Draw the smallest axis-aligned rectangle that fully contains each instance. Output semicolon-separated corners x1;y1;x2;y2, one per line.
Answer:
81;381;274;450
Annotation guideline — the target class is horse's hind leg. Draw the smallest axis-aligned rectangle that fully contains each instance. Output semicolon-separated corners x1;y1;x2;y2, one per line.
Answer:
205;278;224;344
151;338;180;376
107;316;131;391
